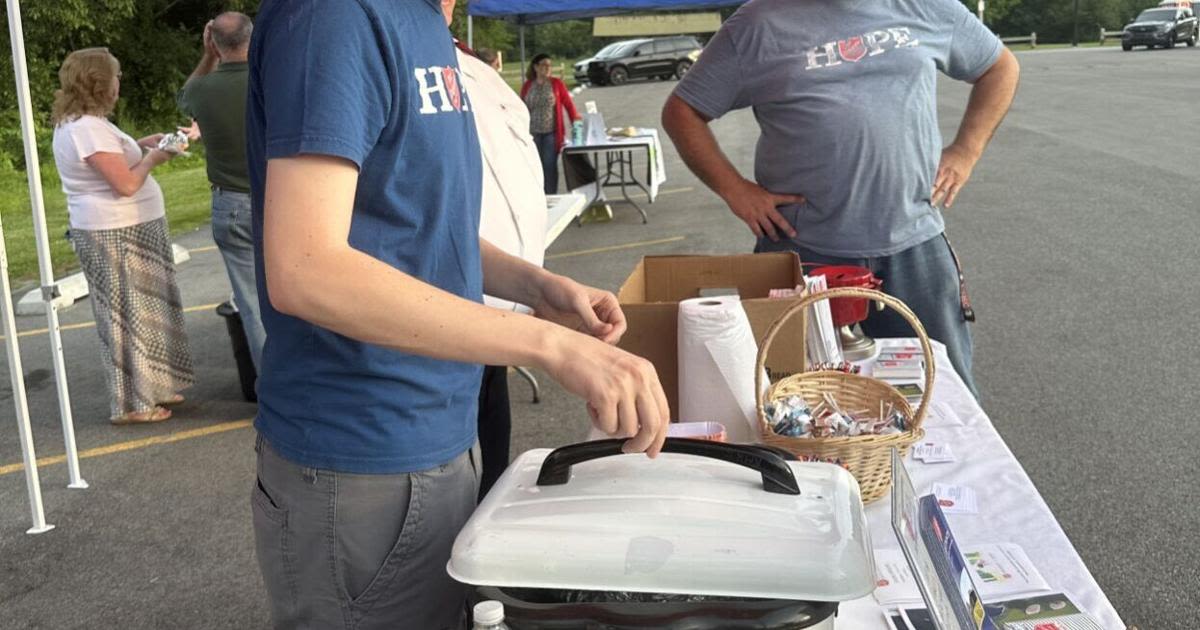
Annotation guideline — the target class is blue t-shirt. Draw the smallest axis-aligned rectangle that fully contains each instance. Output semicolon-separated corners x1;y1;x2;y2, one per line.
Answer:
674;0;1002;257
247;0;483;473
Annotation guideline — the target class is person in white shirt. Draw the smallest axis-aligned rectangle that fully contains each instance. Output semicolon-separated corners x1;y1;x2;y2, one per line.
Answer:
456;41;551;496
50;48;195;425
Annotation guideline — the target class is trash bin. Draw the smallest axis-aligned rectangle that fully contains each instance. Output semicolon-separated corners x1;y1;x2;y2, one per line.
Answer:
215;301;257;402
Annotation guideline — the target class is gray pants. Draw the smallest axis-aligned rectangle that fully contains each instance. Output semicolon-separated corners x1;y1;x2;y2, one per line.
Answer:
757;232;979;398
251;434;480;629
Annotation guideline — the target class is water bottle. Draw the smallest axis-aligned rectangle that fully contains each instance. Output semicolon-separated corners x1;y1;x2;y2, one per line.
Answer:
571;119;584;146
472;600;511;630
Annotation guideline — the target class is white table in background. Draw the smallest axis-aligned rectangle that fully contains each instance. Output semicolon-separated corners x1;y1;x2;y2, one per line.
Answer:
544;193;588;246
560;128;667;223
836;338;1127;629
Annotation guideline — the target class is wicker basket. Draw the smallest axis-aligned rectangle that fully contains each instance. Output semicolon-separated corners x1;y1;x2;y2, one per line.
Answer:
755;287;934;503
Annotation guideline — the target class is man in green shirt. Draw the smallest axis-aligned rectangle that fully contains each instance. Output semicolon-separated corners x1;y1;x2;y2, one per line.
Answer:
177;12;264;370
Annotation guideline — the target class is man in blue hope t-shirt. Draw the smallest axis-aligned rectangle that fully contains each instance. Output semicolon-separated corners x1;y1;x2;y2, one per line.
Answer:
247;1;669;628
663;0;1021;397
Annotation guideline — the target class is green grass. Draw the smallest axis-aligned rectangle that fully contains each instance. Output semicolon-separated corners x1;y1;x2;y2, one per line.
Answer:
0;161;214;284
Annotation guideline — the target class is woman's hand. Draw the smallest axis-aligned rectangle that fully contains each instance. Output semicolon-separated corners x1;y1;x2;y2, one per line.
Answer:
137;133;165;149
146;148;175;166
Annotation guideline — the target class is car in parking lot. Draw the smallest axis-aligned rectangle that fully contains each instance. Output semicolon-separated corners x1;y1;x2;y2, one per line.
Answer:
573;42;625;84
576;36;703;86
1122;5;1198;49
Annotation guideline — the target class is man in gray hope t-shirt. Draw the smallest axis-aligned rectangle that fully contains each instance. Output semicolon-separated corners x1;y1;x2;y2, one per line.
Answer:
664;0;1019;397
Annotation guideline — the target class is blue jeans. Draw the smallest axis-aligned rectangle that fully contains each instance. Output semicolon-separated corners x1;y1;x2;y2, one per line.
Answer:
212;189;265;371
532;132;558;195
757;233;979;399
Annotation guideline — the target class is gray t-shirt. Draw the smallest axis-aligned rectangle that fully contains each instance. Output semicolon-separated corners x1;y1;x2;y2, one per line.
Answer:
674;0;1002;257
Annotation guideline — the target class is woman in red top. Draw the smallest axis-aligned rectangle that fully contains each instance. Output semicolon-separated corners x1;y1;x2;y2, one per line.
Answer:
521;53;581;194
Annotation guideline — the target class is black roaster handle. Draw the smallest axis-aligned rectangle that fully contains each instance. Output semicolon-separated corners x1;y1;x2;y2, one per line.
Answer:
535;438;801;495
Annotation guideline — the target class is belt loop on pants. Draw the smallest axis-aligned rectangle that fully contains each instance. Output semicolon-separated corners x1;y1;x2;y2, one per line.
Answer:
942;233;976;322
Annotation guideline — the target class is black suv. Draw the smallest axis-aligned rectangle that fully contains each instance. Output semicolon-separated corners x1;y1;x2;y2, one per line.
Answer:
1122;6;1198;50
579;36;703;86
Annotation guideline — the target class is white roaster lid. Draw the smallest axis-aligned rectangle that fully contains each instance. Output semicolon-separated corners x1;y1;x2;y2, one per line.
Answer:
448;439;875;602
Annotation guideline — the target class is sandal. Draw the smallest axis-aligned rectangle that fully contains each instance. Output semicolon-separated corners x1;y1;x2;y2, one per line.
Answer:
111;406;172;425
159;394;185;406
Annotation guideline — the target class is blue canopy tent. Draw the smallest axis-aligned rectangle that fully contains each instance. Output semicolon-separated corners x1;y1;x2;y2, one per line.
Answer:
466;0;745;68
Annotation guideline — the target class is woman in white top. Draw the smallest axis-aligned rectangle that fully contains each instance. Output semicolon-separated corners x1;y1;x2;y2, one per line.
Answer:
51;48;195;425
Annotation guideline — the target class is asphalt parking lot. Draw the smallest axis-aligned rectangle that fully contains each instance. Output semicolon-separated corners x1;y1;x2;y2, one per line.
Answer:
1;44;1197;629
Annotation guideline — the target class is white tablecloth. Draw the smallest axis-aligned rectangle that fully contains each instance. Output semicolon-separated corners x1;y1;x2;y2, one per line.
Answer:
837;338;1126;629
563;128;667;201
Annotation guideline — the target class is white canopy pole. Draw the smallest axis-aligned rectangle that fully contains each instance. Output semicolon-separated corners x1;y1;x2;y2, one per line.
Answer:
4;0;56;535
519;23;527;70
0;211;51;534
467;14;474;48
6;0;86;491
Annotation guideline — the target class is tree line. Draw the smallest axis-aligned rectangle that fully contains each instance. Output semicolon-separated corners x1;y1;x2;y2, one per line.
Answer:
0;0;1165;172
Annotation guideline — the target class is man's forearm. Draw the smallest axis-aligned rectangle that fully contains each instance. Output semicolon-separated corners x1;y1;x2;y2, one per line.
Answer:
188;52;219;82
264;158;573;373
951;49;1020;159
661;95;746;201
271;244;568;370
480;237;548;308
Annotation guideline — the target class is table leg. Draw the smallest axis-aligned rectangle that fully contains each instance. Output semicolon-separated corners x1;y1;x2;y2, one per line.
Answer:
616;150;648;223
513;366;541;404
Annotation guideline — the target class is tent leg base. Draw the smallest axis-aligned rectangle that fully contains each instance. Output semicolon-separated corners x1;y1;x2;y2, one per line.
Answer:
26;524;55;535
68;480;89;489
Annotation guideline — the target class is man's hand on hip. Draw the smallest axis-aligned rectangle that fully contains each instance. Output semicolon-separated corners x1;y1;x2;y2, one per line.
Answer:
931;143;980;209
722;178;804;242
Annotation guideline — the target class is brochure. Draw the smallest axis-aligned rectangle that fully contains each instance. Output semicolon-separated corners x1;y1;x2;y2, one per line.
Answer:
891;450;988;630
874;548;925;607
876;543;1050;608
984;592;1105;630
890;449;996;630
918;493;997;629
963;544;1051;600
902;606;942;630
901;592;1104;630
887;451;1107;630
930;483;978;514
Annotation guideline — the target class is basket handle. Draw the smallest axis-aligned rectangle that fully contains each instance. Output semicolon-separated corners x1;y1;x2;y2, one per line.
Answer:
754;287;935;430
536;438;802;495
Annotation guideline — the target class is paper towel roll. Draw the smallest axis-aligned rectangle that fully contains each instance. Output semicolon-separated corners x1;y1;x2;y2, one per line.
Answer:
677;296;761;443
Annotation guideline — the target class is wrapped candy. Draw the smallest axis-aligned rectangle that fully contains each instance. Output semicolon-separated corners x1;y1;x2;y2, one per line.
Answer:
764;395;814;437
156;130;191;156
808;361;861;375
766;393;907;439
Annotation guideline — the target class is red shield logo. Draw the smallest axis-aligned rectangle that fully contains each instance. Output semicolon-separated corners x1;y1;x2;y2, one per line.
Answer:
838;37;867;63
442;67;462;111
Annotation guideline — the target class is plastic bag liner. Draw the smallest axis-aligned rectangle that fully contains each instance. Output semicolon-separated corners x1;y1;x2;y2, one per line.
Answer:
473;585;837;630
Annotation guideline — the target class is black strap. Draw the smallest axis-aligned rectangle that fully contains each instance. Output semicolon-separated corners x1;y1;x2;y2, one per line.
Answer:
942;233;976;322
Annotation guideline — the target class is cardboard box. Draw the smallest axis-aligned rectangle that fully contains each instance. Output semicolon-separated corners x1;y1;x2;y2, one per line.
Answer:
616;252;809;417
